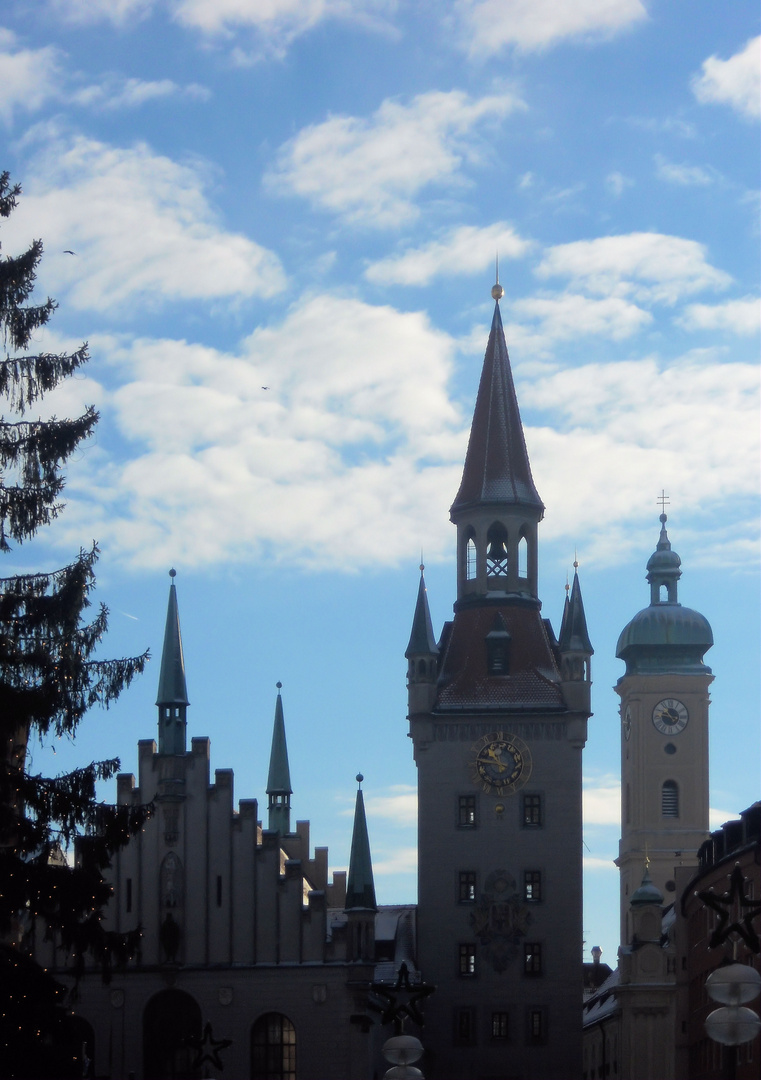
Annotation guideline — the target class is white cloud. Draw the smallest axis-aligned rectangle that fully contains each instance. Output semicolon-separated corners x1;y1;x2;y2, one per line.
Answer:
71;76;210;110
49;0;155;24
692;36;761;120
365;222;531;285
678;297;760;336
655;154;714;187
583;777;620;826
4;133;285;310
373;847;418;876
55;296;464;569
0;31;63;125
536;232;731;305
511;293;651;341
709;807;743;830
363;786;417;827
266;89;524;227
454;0;647;57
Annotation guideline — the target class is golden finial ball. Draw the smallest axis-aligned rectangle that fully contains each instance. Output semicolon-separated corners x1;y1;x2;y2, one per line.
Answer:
491;283;504;301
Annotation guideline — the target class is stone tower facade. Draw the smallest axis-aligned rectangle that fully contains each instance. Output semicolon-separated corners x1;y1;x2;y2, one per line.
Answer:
408;293;593;1079
615;514;713;944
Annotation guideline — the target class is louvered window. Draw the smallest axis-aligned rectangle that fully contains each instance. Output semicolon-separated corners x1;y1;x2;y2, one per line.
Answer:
662;780;679;817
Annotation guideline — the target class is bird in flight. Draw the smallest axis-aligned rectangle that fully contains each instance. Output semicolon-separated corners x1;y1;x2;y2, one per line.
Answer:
63;250;77;255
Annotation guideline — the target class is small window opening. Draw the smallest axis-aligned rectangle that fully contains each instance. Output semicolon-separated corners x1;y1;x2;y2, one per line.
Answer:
459;871;476;902
486;523;508;577
126;877;133;913
518;534;528;578
492;1012;509;1039
458;795;476;827
466;537;477;580
662;780;679;817
659;584;668;602
459;943;476;977
524;871;542;902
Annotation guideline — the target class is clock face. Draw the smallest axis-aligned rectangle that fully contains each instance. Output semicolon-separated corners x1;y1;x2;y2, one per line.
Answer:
652;698;689;735
623;705;632;741
469;732;532;796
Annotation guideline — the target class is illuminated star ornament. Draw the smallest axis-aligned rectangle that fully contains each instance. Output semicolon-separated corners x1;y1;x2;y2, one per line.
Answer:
369;961;435;1029
188;1022;233;1071
697;864;761;953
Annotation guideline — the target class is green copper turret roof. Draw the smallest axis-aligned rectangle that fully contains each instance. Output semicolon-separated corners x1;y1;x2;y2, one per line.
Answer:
451;301;543;515
266;684;292;796
558;568;593;655
345;775;377;912
405;566;439;658
617;515;712;677
156;569;189;706
630;867;663;907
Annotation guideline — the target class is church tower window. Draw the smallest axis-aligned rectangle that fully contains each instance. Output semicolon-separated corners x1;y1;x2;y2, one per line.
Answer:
466;535;477;580
518;533;528;578
661;780;679;817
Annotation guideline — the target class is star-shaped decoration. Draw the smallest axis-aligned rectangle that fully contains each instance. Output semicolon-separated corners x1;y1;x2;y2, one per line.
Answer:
697;864;761;953
369;961;435;1029
188;1021;233;1072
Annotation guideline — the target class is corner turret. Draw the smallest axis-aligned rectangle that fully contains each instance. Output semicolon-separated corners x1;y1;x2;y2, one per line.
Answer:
156;569;189;755
405;564;439;715
266;683;292;835
558;562;594;712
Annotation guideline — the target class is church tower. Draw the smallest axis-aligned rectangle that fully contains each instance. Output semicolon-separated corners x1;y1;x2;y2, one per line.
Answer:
156;567;189;755
615;513;712;943
344;774;377;963
266;682;292;835
409;285;592;1079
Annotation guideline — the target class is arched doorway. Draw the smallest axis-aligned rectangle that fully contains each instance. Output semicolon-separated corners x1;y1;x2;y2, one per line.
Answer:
251;1013;296;1080
143;988;202;1080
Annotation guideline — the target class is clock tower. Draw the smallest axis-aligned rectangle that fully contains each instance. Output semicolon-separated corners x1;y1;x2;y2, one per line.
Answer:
408;286;592;1079
615;514;713;944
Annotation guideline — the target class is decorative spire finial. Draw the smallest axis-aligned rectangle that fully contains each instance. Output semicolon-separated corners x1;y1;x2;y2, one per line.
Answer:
356;773;364;787
169;567;176;578
491;252;504;300
573;547;579;571
276;680;282;691
657;489;670;520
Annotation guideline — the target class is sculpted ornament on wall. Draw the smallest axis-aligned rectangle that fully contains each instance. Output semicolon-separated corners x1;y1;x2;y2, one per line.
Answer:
469;870;532;972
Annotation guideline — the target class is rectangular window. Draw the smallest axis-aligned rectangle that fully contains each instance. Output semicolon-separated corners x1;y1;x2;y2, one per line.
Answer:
459;944;476;977
216;875;223;907
522;793;542;826
524;870;542;902
454;1008;475;1046
491;1012;509;1040
458;871;476;903
126;877;132;914
524;942;542;975
529;1008;544;1042
458;795;476;827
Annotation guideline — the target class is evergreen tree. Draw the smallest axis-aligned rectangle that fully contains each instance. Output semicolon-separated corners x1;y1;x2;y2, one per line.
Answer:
0;173;151;1078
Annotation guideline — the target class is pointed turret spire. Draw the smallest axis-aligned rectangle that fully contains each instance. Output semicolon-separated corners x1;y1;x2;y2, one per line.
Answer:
452;299;543;514
405;564;439;659
646;512;682;604
558;563;593;657
345;774;377;912
267;683;292;835
156;569;189;755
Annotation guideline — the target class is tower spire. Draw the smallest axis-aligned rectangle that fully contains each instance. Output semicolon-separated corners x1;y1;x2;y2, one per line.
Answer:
266;682;292;835
345;774;377;912
156;568;189;755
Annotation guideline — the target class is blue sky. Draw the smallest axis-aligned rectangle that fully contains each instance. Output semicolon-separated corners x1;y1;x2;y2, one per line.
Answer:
2;0;759;967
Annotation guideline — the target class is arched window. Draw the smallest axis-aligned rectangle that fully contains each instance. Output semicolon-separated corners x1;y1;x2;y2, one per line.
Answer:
659;584;668;602
662;780;679;817
518;534;528;578
251;1014;296;1080
466;536;477;580
143;989;202;1080
486;523;508;578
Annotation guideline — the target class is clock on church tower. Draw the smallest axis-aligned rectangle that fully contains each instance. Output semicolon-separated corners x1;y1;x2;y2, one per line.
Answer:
615;512;713;945
406;285;593;1080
